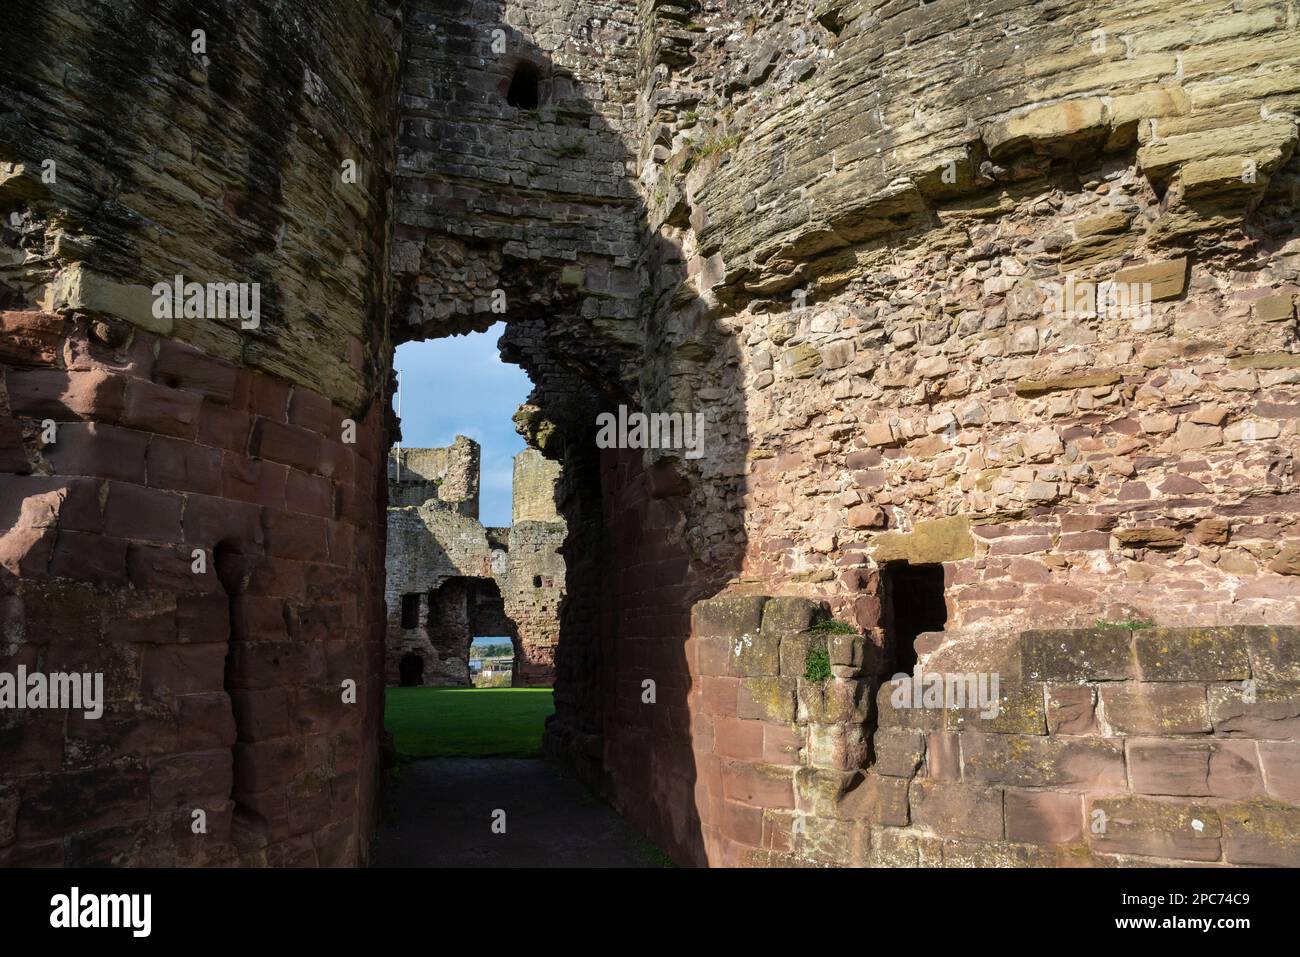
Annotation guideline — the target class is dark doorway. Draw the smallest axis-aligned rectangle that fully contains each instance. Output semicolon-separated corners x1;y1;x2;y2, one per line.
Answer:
506;62;541;108
880;562;947;676
399;654;424;687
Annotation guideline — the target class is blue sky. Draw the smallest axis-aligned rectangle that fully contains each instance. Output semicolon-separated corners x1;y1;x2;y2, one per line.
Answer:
394;323;534;528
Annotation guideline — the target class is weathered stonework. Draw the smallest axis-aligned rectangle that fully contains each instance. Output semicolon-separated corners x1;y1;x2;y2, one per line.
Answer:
3;0;1299;868
0;0;400;866
691;596;1300;868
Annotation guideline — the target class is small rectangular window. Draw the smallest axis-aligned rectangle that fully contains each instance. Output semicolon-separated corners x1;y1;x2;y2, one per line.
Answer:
401;593;421;629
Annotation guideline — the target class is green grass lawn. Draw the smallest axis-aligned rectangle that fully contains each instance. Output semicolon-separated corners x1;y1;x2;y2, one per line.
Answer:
384;687;555;758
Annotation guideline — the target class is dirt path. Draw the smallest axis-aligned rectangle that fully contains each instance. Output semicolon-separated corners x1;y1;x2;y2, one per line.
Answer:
371;757;661;867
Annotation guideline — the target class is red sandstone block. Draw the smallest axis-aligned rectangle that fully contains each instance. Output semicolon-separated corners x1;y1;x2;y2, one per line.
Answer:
1089;796;1222;862
148;749;233;805
926;731;961;780
714;717;765;761
690;708;715;753
221;454;287;508
762;723;803;765
146;435;222;494
304;564;353;604
987;535;1054;556
325;519;354;560
181;492;263;548
721;799;765;847
0;311;65;365
1100;682;1210;734
1222;802;1300;866
332;728;363;775
287;387;338;435
5;368;125;422
251;417;324;473
250;375;291;421
721;761;795;809
700;676;740;717
963;732;1126;788
196;400;252;452
227;641;320;690
235;785;291;842
1004;789;1084;843
230;596;289;642
313;819;357;867
154;339;239;403
142;643;227;697
1046;684;1097;734
304;733;332;773
173;801;235;864
329;771;359;821
233;738;305;792
247;557;308;600
0;840;65;867
0;416;30;473
176;693;237;750
0;474;104;532
175;594;230;643
909;780;1004;840
290;602;350;642
48;529;128;585
287;780;334;835
126;542;221;594
266;834;319;868
264;509;328;561
17;766;150;842
45;422;149;483
231;688;291;739
317;439;355;484
104;600;177;644
285;468;333;517
104;482;183;543
1058;531;1110;550
1258;742;1300;802
1129;738;1264;799
334;481;366;523
121;377;201;439
322;640;363;684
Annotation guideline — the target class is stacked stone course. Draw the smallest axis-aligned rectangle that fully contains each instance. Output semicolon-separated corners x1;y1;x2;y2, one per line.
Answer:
691;595;1300;867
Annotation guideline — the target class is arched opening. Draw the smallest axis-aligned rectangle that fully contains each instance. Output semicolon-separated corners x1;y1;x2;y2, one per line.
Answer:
505;61;541;108
399;654;424;687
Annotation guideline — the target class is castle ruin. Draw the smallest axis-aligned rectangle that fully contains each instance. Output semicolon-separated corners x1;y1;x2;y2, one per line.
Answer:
2;0;1300;868
384;438;565;688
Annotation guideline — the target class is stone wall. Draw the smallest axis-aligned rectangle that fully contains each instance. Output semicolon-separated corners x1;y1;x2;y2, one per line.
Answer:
690;594;1300;867
511;447;560;523
0;0;400;866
